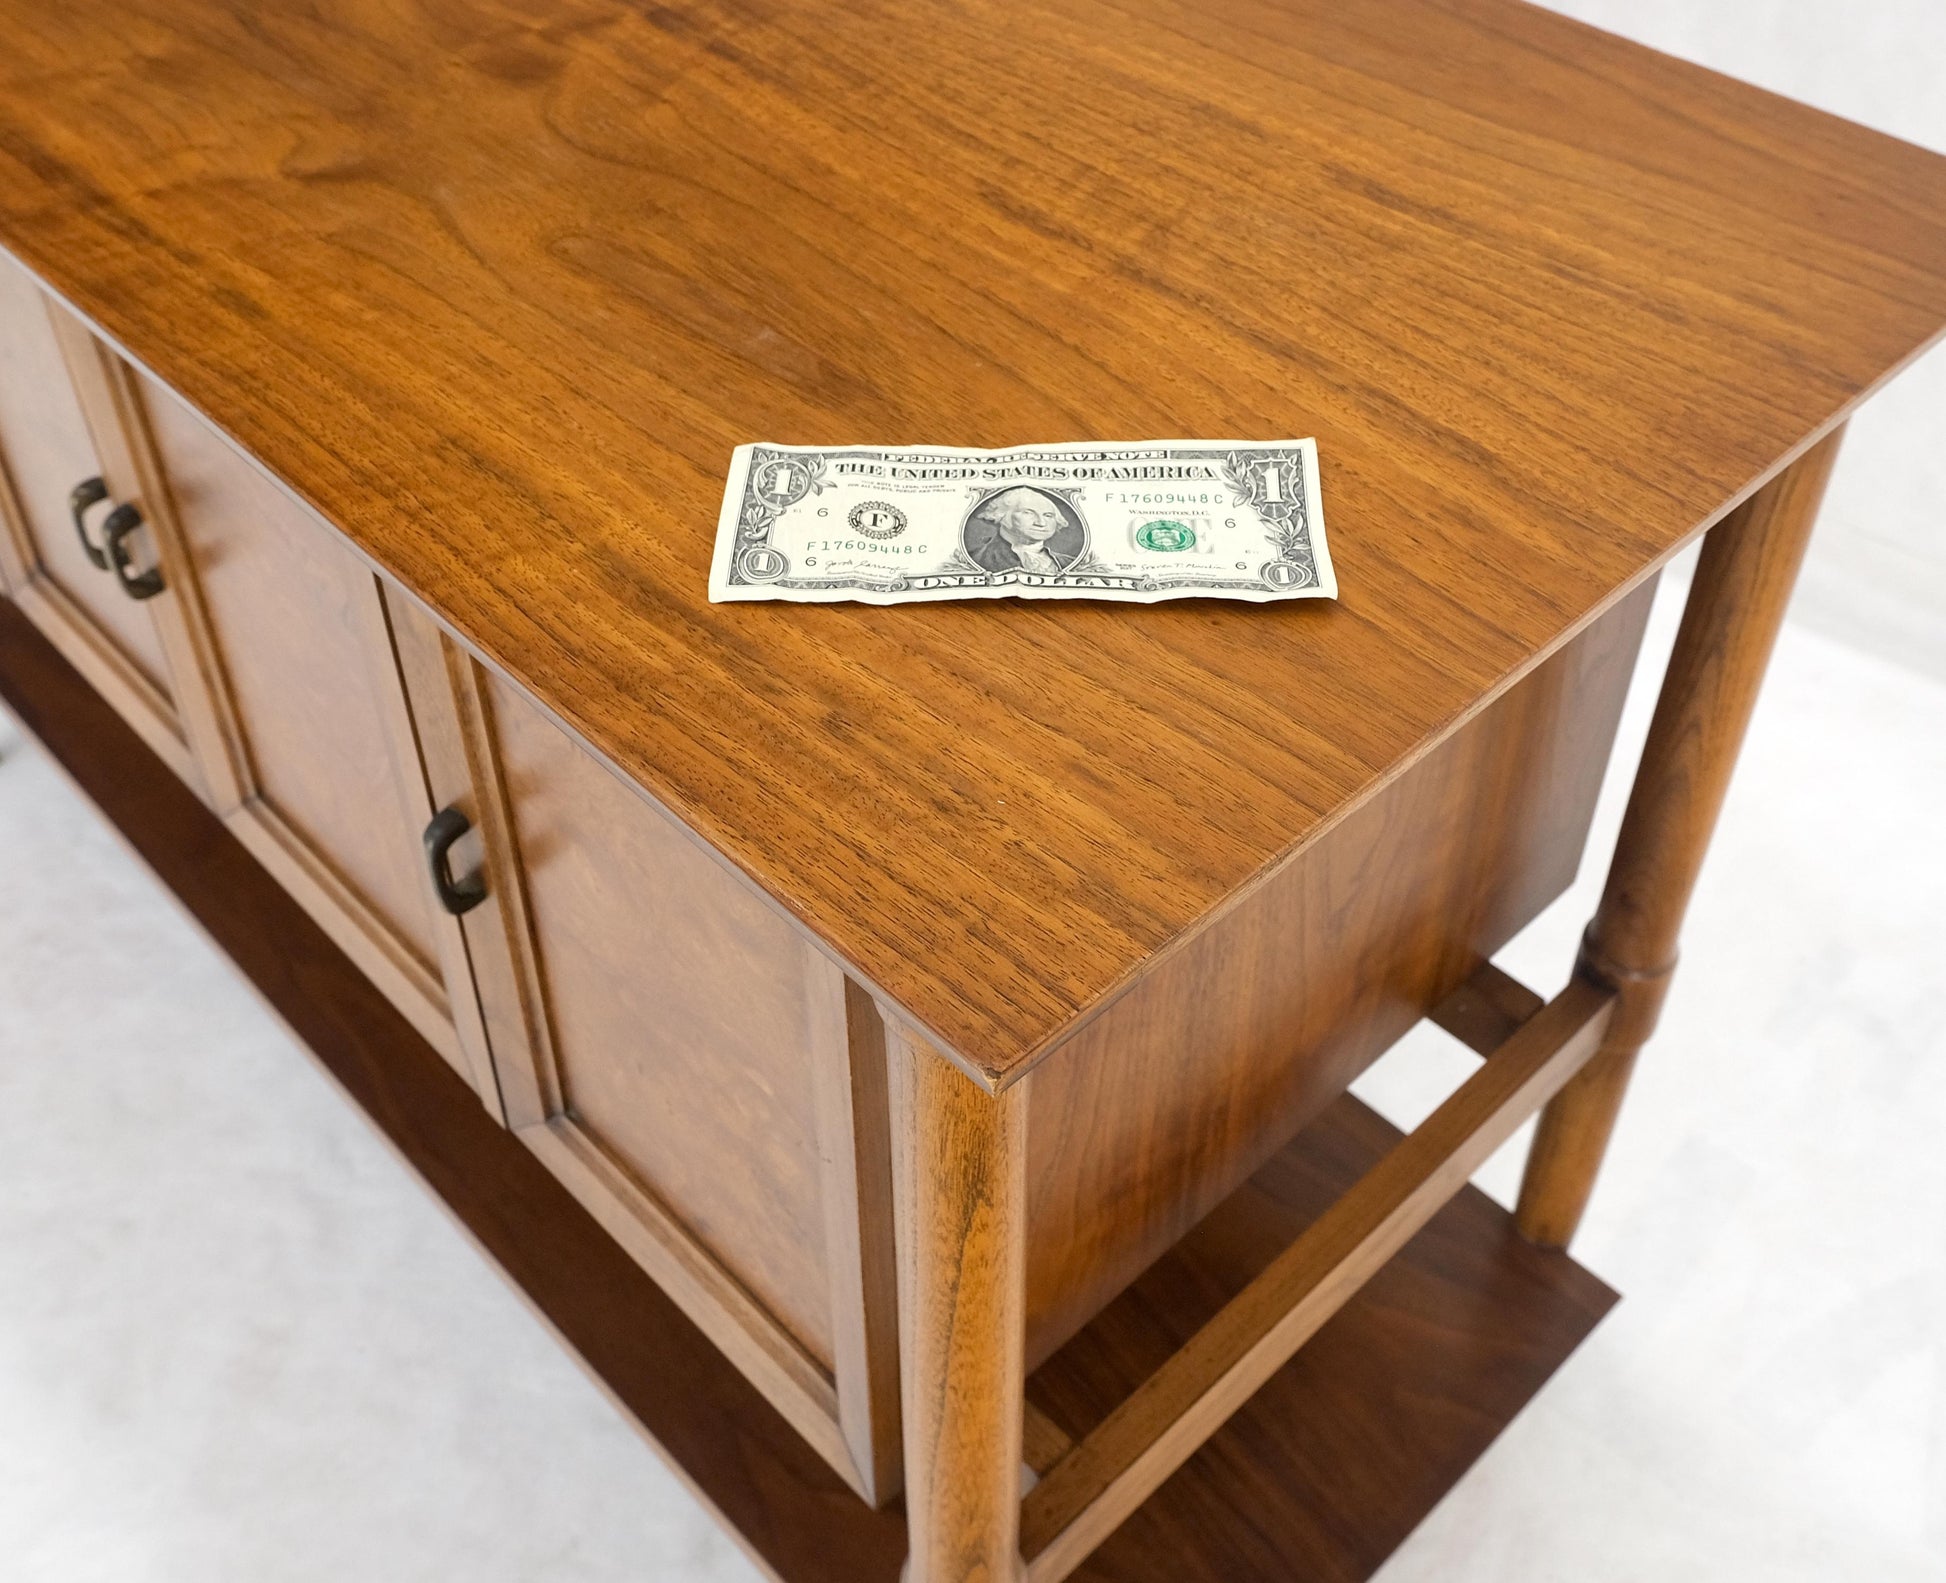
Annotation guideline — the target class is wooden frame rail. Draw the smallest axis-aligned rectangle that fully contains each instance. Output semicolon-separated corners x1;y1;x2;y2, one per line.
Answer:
1017;974;1616;1583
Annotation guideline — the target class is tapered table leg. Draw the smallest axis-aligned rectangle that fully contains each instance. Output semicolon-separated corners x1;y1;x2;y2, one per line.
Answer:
1516;426;1846;1249
887;1018;1029;1583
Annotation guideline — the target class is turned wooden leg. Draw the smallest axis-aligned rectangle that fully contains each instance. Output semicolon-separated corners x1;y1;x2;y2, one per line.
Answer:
886;1019;1029;1583
1516;426;1846;1249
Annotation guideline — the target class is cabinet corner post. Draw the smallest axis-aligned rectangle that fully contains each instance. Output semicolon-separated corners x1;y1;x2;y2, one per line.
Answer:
885;1016;1029;1583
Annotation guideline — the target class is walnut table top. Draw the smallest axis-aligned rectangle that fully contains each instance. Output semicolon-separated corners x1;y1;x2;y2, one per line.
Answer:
2;0;1943;1081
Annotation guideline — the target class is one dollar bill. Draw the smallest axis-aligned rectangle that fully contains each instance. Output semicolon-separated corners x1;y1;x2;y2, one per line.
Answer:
708;439;1335;605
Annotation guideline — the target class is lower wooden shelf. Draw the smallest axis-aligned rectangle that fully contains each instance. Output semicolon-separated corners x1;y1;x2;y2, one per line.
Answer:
0;592;1619;1583
1034;1097;1617;1583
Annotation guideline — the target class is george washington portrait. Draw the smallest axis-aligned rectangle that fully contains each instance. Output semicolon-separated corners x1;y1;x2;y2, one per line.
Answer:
960;485;1087;576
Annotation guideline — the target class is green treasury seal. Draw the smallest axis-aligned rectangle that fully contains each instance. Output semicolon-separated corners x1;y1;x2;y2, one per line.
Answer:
1134;518;1196;552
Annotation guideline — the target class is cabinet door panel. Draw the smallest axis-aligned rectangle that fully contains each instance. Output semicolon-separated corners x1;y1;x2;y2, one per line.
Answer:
483;668;834;1354
0;255;188;773
392;626;889;1491
133;370;456;1059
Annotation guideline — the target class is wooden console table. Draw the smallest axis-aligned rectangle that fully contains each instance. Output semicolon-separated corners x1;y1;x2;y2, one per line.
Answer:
2;3;1943;1578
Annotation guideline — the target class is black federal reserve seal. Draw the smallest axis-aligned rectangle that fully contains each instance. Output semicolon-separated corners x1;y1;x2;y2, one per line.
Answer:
848;500;908;540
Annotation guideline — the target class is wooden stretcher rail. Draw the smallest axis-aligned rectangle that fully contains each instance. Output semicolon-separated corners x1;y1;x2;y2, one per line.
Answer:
1428;960;1549;1057
1018;975;1617;1582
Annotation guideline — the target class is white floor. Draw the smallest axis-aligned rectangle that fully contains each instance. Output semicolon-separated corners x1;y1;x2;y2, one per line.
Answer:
4;543;1943;1580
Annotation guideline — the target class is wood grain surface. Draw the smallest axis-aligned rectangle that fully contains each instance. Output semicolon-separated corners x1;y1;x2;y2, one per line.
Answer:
888;1022;1031;1582
2;0;1943;1081
1020;979;1613;1580
473;660;842;1368
133;369;453;974
1020;576;1648;1365
1038;1095;1619;1583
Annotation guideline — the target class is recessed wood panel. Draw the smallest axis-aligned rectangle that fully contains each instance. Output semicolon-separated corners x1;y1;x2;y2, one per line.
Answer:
0;255;172;695
1021;579;1655;1366
481;670;836;1369
135;372;444;979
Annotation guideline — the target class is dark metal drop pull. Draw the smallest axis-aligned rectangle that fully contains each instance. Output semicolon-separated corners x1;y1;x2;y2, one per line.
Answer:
424;806;487;916
69;476;111;570
101;503;164;600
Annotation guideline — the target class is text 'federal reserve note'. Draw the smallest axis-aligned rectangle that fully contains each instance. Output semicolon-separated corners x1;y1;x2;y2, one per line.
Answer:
708;440;1335;606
